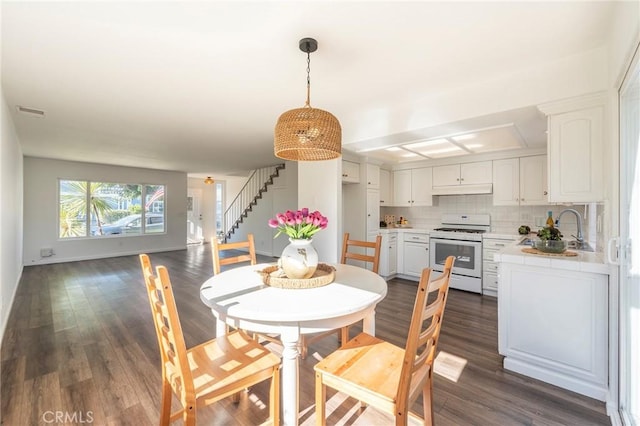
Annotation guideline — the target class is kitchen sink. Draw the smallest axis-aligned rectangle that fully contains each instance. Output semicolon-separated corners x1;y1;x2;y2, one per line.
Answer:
518;237;594;252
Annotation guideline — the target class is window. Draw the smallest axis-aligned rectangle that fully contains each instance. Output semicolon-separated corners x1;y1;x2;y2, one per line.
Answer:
59;180;165;238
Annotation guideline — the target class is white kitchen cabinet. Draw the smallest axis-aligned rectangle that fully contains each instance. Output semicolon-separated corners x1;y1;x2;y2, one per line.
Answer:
379;169;392;206
519;155;548;205
482;236;518;296
402;233;429;278
538;92;605;203
498;262;608;400
379;232;397;278
365;163;380;189
366;189;380;234
393;168;433;207
433;161;492;186
493;156;548;206
342;160;360;184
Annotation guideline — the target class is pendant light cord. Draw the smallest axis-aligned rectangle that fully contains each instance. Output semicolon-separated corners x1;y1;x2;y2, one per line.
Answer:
305;49;311;107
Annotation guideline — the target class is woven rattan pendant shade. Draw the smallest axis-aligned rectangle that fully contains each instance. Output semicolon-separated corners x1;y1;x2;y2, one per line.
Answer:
274;38;341;161
275;106;341;161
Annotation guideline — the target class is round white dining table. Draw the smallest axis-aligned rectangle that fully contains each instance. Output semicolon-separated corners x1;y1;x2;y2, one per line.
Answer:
199;262;388;426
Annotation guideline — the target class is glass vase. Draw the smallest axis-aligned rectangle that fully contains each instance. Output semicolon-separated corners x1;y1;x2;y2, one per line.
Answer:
279;238;318;279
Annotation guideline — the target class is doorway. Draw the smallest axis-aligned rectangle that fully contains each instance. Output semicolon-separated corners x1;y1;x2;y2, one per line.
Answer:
187;188;204;244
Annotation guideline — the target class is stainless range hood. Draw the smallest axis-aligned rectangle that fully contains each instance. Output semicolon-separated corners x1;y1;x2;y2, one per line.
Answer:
431;183;493;195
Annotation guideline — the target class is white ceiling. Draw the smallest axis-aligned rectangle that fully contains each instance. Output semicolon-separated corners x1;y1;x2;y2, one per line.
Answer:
1;1;616;176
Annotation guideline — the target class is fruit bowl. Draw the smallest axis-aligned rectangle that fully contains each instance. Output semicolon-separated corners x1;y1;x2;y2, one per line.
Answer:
534;240;567;253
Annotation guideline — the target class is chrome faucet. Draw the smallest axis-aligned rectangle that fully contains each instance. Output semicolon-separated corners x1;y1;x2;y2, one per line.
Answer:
555;208;584;243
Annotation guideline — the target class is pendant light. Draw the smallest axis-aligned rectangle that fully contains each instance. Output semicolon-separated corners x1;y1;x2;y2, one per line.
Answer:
274;38;342;161
204;176;214;185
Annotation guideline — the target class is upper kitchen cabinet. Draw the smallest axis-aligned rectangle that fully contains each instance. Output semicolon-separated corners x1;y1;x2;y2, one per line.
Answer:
433;161;492;186
493;155;548;206
342;160;360;184
379;169;392;206
432;161;493;195
393;168;433;207
365;163;380;189
538;92;605;203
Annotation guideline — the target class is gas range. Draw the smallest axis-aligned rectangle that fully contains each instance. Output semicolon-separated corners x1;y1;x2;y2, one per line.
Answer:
429;214;491;242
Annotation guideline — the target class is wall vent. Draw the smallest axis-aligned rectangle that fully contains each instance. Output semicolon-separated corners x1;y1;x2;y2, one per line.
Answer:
16;105;45;117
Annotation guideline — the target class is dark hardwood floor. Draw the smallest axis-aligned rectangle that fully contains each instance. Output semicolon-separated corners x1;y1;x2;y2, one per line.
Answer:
1;244;609;425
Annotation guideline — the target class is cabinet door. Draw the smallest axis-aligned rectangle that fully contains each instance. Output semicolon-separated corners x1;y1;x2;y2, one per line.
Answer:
547;106;604;202
411;168;433;206
366;190;380;233
461;161;492;184
493;158;520;206
403;242;429;277
380;169;391;206
342;160;360;183
393;170;412;206
366;163;380;189
519;155;548;205
379;234;397;277
432;164;460;186
388;239;397;275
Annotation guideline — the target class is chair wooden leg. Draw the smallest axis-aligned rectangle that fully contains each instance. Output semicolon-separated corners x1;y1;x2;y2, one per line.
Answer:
160;380;172;426
340;326;350;346
183;402;196;426
269;366;281;425
315;372;326;426
423;376;434;426
300;336;308;360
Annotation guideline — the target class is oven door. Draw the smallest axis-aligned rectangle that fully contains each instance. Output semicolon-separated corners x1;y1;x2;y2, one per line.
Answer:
429;237;482;278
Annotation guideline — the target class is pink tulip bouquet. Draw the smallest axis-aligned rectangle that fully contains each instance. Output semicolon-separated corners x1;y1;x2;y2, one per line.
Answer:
268;208;328;239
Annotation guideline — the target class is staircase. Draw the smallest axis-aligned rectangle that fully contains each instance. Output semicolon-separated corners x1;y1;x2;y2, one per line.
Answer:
223;163;285;242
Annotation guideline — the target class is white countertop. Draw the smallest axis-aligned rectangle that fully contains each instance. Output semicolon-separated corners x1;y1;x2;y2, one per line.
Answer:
494;243;611;275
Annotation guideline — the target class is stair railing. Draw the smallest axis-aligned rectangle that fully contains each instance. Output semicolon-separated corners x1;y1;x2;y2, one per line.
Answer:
223;164;284;241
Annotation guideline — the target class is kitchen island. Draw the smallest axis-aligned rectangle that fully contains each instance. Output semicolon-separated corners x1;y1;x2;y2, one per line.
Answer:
495;245;613;404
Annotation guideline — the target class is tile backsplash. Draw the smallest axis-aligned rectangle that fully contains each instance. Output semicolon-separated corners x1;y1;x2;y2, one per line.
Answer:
381;194;604;251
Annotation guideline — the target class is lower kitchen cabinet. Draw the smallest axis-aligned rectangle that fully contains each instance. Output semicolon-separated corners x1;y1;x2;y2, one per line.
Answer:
379;232;397;278
482;236;518;297
498;262;609;401
402;232;429;278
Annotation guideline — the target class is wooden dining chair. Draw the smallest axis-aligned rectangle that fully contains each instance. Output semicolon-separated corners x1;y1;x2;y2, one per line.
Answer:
212;233;257;275
140;255;281;426
314;256;455;426
300;233;382;359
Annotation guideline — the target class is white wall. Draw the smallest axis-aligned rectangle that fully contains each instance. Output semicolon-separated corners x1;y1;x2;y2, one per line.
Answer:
298;160;341;263
23;157;188;264
1;92;24;342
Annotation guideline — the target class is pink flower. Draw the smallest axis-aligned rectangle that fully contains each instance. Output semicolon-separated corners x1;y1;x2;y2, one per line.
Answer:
267;207;329;240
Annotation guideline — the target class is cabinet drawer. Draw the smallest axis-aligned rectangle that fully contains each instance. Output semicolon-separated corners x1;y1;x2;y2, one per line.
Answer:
403;233;429;243
484;239;515;250
483;272;498;291
388;234;398;243
483;261;498;273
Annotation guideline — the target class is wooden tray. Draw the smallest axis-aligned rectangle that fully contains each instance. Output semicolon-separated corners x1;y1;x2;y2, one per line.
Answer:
258;263;335;289
521;248;578;257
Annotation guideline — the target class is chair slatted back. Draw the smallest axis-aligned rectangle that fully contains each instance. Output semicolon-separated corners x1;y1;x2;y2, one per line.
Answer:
396;256;455;414
340;232;382;274
212;234;257;275
146;264;195;407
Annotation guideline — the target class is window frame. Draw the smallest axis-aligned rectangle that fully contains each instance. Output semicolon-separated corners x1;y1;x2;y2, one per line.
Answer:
57;179;167;240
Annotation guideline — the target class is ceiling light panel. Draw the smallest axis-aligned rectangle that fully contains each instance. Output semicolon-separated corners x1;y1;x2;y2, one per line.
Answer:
453;125;524;153
403;139;465;158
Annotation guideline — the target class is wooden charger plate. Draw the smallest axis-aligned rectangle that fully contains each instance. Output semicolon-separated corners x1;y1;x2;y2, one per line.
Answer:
258;263;335;289
521;248;578;257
